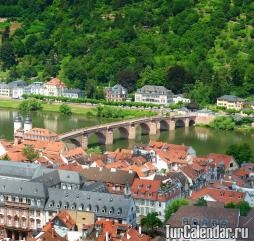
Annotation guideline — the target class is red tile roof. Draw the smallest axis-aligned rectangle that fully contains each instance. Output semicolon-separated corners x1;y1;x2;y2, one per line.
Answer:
53;210;76;229
190;187;246;205
207;153;235;169
46;77;66;87
131;178;179;202
121;228;152;241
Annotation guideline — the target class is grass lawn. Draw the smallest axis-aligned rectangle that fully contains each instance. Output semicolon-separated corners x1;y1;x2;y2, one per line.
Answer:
0;98;95;115
0;98;155;118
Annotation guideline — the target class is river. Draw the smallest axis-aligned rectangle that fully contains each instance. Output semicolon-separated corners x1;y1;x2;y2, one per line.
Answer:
0;108;253;155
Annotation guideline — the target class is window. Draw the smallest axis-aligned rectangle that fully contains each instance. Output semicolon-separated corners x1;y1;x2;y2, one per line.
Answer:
30;199;34;206
182;217;189;225
37;200;41;206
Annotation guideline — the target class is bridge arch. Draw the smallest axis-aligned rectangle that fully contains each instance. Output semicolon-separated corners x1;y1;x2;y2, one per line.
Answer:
68;138;82;147
175;119;185;128
159;120;169;131
117;127;129;139
88;132;106;146
137;122;150;135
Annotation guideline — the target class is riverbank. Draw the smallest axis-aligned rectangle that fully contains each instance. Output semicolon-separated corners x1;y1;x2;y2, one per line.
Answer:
0;98;156;118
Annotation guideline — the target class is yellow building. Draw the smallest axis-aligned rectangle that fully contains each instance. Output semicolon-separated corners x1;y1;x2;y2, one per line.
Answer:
217;95;245;110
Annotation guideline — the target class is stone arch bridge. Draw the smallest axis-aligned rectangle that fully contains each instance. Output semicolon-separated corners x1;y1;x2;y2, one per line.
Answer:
59;115;199;149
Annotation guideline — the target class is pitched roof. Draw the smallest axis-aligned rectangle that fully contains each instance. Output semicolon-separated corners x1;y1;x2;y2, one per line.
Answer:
24;128;58;138
207;153;236;169
52;210;76;229
131;178;179;202
0;179;48;199
31;169;83;187
80;167;137;185
45;188;134;220
166;206;239;228
217;95;244;102
121;228;152;241
190;187;246;205
46;77;66;87
137;85;172;95
0;160;48;180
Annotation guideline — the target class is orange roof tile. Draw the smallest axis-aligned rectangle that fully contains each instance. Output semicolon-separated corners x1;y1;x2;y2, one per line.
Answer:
190;187;246;205
121;228;151;241
207;153;235;169
25;128;58;138
46;77;66;87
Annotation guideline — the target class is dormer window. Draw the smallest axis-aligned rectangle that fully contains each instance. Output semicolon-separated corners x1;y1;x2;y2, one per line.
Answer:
31;199;34;206
146;185;151;190
56;202;61;209
138;184;143;189
86;205;91;211
101;207;106;213
109;207;114;214
49;201;54;208
63;203;69;209
117;208;122;216
94;205;99;213
71;203;76;210
37;200;41;206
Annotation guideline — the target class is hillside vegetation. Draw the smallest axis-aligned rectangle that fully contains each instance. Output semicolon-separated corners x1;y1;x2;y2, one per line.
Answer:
0;0;253;105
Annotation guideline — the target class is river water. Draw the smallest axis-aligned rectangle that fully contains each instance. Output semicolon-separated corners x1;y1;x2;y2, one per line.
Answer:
0;109;253;155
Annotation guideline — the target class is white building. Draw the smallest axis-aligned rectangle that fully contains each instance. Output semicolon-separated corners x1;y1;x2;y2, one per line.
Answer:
24;82;44;95
173;95;191;104
135;85;174;105
63;89;84;99
131;178;181;223
0;83;11;97
43;77;66;97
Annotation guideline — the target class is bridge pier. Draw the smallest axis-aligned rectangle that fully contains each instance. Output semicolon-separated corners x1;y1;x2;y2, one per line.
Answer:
149;121;157;135
81;135;88;149
105;129;114;145
184;119;189;128
128;124;136;140
169;120;175;130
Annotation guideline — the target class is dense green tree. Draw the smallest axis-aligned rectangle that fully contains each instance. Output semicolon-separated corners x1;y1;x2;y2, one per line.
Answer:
164;199;188;222
226;143;253;165
19;98;42;112
59;104;72;115
225;201;251;216
22;145;39;162
141;212;163;232
210;116;236;131
0;41;16;70
194;197;207;206
0;0;253;103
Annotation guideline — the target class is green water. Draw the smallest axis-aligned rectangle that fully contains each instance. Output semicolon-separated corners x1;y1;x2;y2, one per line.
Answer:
0;109;253;155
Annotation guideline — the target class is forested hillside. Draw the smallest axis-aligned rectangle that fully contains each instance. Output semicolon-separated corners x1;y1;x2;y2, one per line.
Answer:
0;0;253;104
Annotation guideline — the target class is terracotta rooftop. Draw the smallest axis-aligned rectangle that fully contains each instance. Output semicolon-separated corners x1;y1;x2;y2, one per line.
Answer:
25;128;58;138
207;153;235;169
190;187;246;205
46;77;66;87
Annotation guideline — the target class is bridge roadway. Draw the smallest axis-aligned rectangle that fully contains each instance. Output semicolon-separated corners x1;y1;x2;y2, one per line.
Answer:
58;114;200;149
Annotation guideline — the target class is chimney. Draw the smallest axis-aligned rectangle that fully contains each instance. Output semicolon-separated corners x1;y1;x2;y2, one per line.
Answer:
139;226;142;234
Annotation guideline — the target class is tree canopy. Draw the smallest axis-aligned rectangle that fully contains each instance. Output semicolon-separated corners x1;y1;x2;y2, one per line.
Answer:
0;0;253;104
